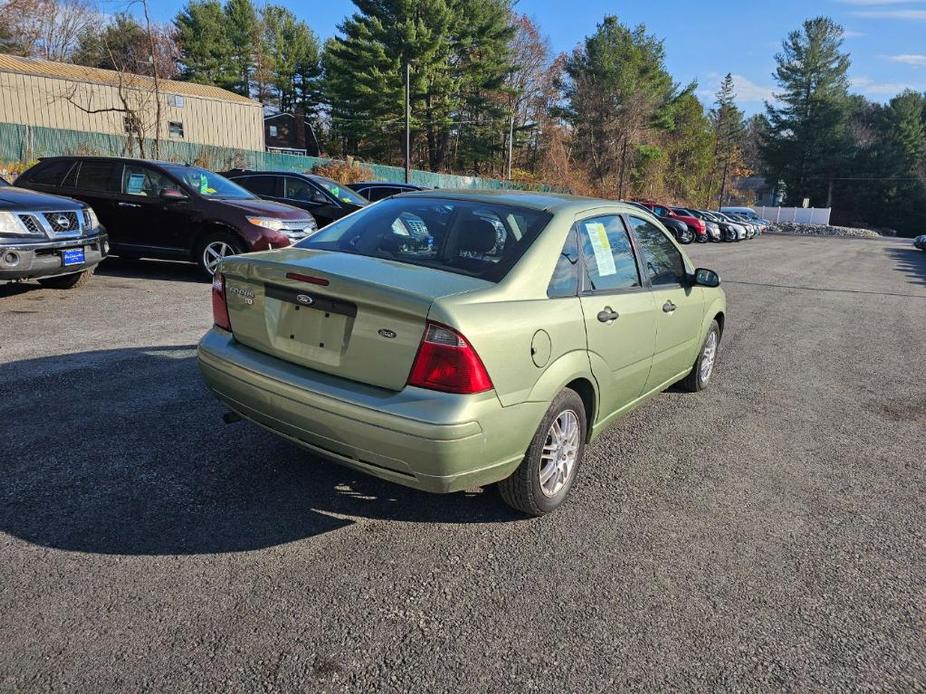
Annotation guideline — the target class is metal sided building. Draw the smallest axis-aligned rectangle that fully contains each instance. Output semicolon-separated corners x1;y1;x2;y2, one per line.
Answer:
0;54;263;151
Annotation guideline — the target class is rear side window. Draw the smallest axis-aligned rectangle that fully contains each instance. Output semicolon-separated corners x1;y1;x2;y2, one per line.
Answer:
577;215;640;292
238;175;279;197
77;161;120;193
296;197;552;282
547;227;580;298
628;215;687;286
21;159;74;187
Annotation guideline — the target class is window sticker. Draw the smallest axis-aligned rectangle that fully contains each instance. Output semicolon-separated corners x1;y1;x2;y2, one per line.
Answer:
126;173;146;195
586;222;617;276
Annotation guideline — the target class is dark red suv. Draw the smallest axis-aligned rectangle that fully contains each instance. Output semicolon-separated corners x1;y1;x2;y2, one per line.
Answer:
16;157;317;275
635;200;707;241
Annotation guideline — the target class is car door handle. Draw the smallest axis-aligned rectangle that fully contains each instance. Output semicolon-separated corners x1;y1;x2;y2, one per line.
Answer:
117;202;141;208
662;301;677;313
597;308;620;323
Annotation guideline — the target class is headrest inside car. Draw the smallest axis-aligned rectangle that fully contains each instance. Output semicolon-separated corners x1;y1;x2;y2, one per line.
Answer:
459;219;498;254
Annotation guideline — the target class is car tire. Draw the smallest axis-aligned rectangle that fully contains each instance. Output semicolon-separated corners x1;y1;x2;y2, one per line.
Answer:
678;229;693;244
724;229;737;242
681;319;721;392
37;267;95;289
498;388;587;517
196;231;245;277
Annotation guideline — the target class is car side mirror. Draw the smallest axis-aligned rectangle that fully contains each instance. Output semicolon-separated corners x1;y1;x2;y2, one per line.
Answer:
692;268;720;287
160;187;188;203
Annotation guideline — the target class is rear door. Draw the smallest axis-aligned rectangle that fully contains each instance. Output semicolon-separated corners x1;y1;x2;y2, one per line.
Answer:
72;160;123;245
575;214;657;419
626;214;704;391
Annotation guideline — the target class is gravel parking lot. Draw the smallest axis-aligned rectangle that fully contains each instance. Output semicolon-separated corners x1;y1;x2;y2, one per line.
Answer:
1;234;924;692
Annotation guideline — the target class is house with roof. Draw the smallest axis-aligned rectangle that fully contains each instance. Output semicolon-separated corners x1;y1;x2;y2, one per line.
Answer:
0;54;264;152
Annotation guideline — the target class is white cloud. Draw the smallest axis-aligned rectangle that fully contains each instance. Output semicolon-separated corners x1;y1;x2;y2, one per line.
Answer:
886;54;926;66
842;30;865;38
852;10;926;19
850;75;926;95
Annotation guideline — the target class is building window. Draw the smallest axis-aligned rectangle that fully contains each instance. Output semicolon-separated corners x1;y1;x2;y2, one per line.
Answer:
168;121;184;138
269;125;278;137
168;94;184;108
123;114;142;134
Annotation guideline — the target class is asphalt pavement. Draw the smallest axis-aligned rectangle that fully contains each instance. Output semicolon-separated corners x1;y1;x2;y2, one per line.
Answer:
1;235;924;692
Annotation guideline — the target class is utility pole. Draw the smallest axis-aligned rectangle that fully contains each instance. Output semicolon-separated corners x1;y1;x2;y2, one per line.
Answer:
717;160;729;209
506;109;515;180
404;61;411;184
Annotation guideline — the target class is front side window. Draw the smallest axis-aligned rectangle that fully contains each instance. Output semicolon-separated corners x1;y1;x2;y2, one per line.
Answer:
122;164;174;197
310;176;368;206
285;176;318;202
162;165;255;200
576;215;641;292
628;215;687;286
296;197;552;282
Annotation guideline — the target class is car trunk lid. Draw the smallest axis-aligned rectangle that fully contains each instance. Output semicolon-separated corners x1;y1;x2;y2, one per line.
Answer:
220;248;491;391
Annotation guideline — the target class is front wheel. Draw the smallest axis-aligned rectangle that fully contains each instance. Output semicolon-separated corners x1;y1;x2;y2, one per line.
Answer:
677;229;694;244
37;267;95;289
498;388;587;516
196;232;245;277
681;320;721;392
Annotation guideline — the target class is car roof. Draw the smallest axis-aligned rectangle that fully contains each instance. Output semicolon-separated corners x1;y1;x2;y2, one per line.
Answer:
39;155;191;168
395;189;639;214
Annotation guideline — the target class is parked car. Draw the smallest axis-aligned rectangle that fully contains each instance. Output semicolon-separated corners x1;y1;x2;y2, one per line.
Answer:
674;208;722;242
635;200;708;243
221;169;369;227
1;173;107;289
712;211;748;241
623;200;693;243
198;191;726;516
690;209;738;242
914;234;926;251
16;157;316;276
725;212;758;238
350;181;428;202
722;206;770;228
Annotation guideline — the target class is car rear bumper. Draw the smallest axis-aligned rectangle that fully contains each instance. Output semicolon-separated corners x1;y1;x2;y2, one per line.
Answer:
0;231;108;280
197;329;543;493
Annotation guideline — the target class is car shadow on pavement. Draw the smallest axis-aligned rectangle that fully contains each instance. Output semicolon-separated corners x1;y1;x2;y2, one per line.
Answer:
97;256;207;283
0;346;521;556
884;245;926;288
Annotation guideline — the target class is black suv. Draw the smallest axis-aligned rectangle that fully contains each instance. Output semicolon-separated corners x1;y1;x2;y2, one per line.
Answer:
0;175;107;289
350;181;427;202
221;170;368;227
16;157;317;275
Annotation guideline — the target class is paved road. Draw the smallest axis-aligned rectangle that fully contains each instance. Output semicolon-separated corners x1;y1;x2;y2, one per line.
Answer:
1;235;924;692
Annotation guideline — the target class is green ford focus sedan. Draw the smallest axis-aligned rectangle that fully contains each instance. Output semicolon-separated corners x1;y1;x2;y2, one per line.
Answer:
197;191;726;515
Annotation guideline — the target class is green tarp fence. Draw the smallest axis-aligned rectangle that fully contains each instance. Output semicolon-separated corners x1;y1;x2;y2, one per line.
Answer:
0;122;558;192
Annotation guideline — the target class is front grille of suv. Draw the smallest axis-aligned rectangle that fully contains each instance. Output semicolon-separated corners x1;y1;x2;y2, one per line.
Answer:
17;214;43;235
43;211;80;233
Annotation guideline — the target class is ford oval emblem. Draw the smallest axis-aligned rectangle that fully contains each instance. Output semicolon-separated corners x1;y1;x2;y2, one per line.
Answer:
378;329;397;339
296;294;314;306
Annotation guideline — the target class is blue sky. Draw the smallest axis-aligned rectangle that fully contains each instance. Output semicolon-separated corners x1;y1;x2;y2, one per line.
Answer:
140;0;926;114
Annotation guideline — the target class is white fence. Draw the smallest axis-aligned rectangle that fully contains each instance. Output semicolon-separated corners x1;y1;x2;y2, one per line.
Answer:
754;206;832;225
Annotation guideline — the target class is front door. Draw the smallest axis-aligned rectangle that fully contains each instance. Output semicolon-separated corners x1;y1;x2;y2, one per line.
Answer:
625;214;705;390
575;214;658;421
282;176;342;226
112;163;191;254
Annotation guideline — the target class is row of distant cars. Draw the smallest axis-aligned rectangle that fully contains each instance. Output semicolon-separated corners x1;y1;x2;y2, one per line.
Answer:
0;154;763;291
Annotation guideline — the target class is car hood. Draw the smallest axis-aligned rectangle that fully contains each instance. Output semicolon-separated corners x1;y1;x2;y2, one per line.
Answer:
219;198;312;220
0;186;85;210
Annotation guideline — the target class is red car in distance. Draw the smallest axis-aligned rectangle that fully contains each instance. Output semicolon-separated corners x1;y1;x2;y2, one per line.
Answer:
634;200;707;242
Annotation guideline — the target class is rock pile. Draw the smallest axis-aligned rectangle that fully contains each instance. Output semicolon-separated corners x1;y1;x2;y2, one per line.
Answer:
768;222;881;239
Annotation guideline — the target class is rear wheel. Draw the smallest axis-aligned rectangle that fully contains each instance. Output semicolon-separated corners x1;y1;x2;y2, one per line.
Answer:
196;231;245;277
37;267;95;289
498;388;587;516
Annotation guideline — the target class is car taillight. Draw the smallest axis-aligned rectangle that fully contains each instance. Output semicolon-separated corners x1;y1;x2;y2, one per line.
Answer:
407;322;493;394
212;272;232;331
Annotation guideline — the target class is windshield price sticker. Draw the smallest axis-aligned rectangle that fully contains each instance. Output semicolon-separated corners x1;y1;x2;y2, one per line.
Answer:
586;222;617;276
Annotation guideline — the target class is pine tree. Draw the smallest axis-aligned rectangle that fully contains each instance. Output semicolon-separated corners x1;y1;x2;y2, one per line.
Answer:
175;0;234;88
760;17;851;206
261;5;320;113
708;73;746;206
224;0;258;97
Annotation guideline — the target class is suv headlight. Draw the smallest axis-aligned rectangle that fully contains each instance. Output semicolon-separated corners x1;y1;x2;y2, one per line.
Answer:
0;210;38;236
83;207;99;230
247;216;286;231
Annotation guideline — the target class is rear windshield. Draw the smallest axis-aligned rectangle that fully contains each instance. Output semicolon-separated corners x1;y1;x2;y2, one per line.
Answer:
296;197;553;282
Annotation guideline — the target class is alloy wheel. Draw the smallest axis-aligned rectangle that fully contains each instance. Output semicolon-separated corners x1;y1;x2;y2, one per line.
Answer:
202;241;235;275
539;409;581;497
699;331;718;383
